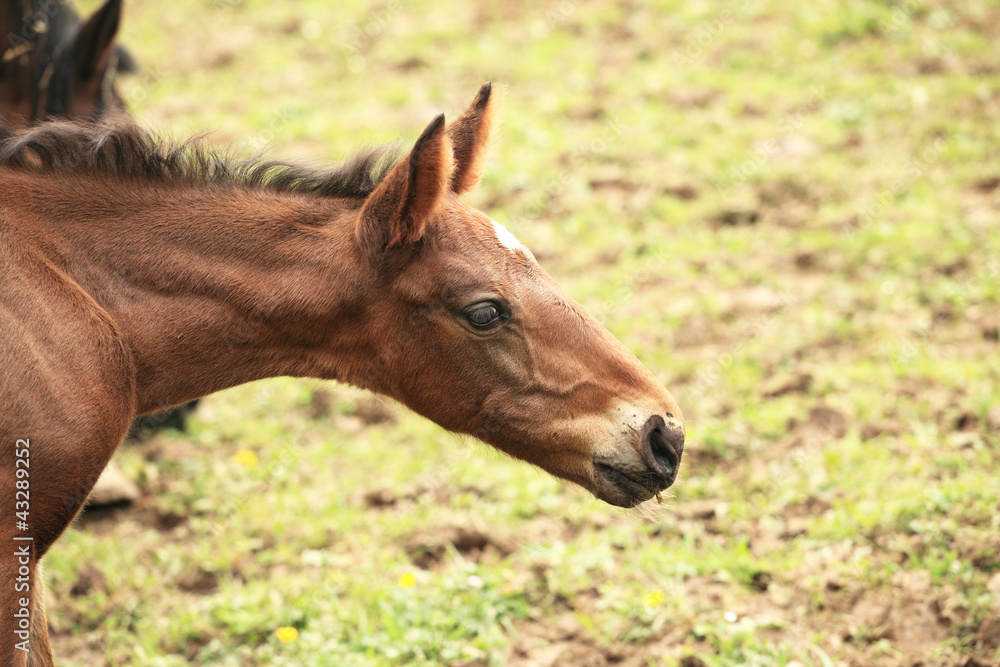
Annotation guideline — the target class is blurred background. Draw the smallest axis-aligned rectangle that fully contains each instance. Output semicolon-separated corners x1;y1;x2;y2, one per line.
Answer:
45;0;999;665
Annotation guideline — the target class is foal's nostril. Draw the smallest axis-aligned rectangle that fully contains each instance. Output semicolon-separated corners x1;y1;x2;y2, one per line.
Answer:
640;414;685;480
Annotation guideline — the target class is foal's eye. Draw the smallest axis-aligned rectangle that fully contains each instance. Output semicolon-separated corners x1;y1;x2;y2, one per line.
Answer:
466;302;503;328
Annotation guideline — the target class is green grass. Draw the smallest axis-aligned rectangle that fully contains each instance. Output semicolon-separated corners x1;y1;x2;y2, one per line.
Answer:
48;0;1000;665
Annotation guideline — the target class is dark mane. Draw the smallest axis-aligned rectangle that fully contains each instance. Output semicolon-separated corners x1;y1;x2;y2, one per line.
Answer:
0;119;402;199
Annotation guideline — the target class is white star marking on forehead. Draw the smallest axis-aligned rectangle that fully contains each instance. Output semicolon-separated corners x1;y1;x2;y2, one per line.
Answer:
491;219;524;253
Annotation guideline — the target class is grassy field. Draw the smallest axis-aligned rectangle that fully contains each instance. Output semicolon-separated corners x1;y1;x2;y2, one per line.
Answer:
46;0;1000;665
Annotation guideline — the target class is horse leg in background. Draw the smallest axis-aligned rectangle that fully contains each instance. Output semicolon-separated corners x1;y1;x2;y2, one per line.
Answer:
127;399;201;441
88;399;201;509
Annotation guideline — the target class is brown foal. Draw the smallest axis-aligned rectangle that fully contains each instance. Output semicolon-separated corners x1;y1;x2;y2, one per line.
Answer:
1;0;192;509
0;84;684;666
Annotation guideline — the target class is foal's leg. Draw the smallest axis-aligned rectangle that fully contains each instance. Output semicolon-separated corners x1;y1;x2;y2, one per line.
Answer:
2;253;136;666
0;548;54;667
1;522;36;667
2;426;129;667
27;563;53;667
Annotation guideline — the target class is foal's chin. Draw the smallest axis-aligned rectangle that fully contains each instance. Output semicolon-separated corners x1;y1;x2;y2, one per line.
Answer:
591;468;669;508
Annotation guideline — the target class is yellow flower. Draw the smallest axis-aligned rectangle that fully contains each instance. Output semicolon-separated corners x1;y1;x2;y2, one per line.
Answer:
234;449;258;468
643;590;665;607
275;626;298;643
397;572;417;588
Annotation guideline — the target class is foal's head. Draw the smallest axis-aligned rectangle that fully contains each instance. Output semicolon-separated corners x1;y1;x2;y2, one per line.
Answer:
349;84;684;507
0;0;136;125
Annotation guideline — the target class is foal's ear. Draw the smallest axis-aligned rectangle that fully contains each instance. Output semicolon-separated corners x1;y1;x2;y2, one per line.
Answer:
448;82;503;195
357;114;454;260
72;0;124;81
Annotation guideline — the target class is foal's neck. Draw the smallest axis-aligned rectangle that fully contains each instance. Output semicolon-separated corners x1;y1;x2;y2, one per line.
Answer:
19;175;370;414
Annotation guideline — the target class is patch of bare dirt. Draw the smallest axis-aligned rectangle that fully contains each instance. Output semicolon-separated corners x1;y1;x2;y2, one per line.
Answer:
361;478;484;509
971;176;1000;193
671;313;724;348
665;87;721;109
662;182;699;200
502;494;1000;667
712;206;760;227
406;525;516;569
780;403;849;450
70;564;108;598
307;389;399;430
176;567;219;595
761;370;813;397
48;634;110;667
860;418;903;441
977;616;1000;651
505;613;652;667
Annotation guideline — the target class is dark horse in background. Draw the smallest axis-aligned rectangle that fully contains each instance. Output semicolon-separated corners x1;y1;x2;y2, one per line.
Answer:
0;0;136;122
1;0;200;444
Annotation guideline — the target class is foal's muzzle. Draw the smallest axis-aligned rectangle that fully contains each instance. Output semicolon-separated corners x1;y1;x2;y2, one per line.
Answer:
593;413;685;507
